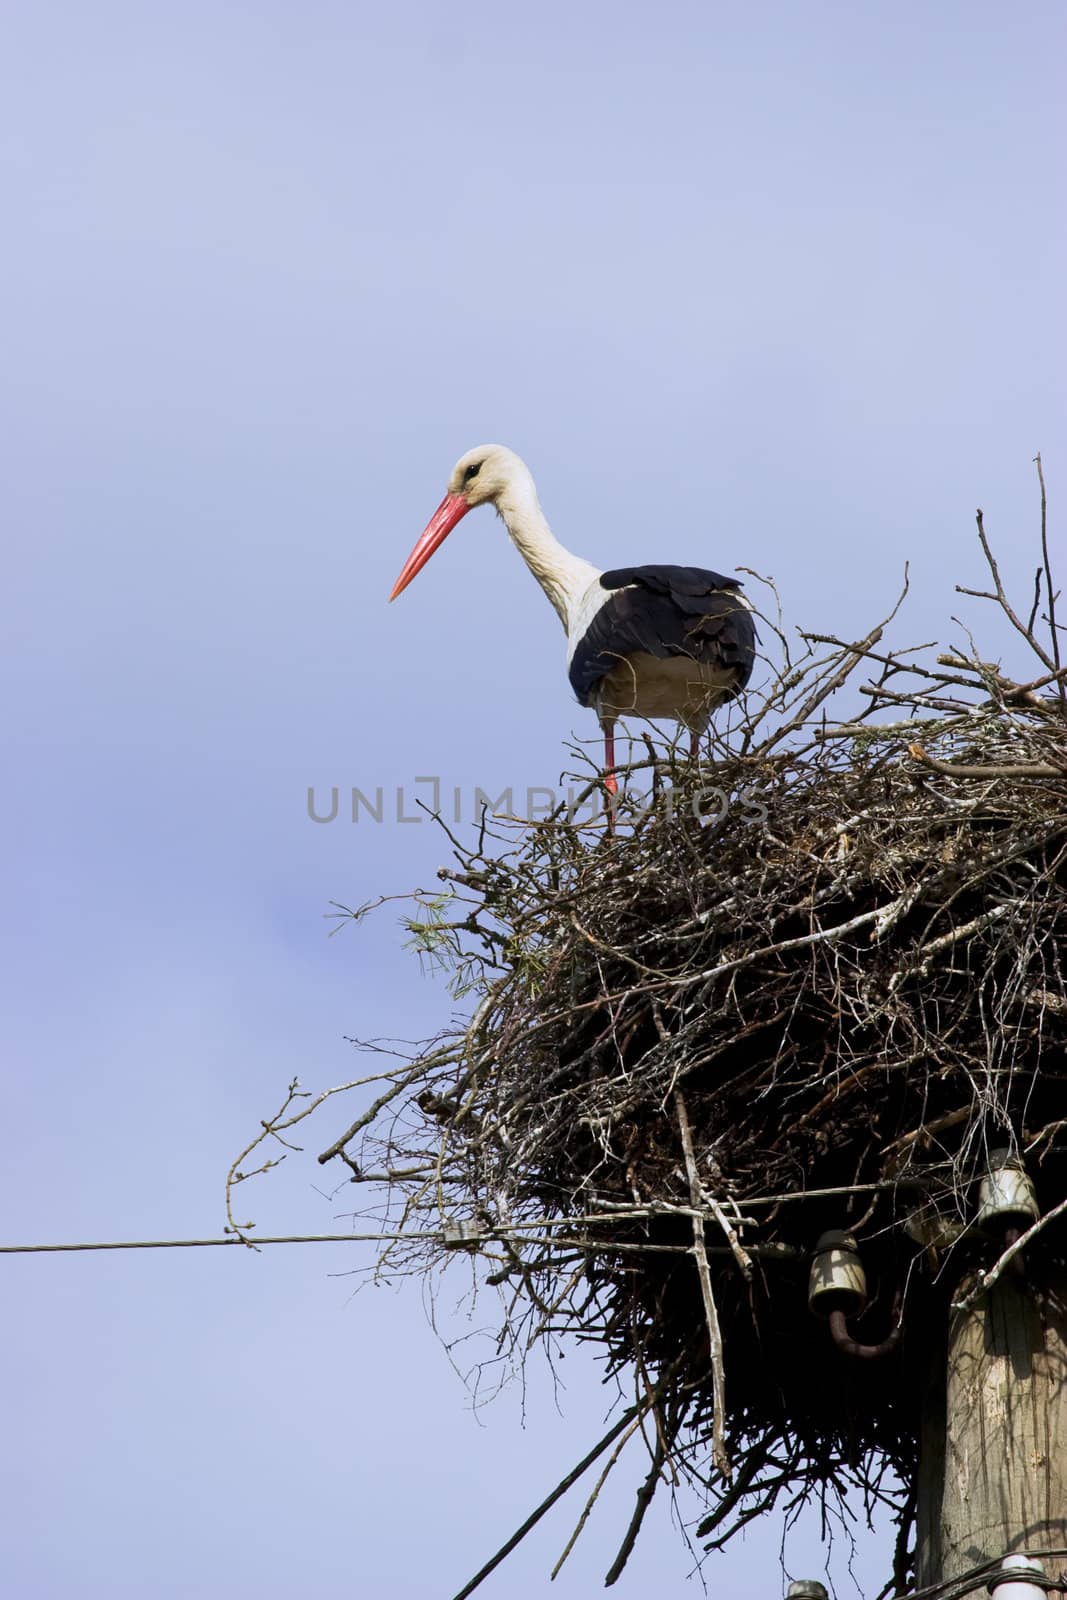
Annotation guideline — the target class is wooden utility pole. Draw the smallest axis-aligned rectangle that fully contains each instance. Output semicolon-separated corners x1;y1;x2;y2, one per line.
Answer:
916;1262;1067;1597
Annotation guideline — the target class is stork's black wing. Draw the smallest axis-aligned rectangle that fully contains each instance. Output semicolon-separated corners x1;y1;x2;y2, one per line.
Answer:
568;564;756;706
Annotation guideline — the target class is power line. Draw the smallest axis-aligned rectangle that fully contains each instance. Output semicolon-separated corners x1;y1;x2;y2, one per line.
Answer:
0;1229;799;1259
0;1232;410;1254
1;1183;903;1258
0;1178;913;1260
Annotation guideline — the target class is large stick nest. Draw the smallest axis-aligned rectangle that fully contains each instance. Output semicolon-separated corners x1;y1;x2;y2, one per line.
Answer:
266;493;1067;1593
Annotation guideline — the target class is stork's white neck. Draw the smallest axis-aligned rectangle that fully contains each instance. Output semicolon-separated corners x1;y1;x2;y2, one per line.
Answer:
496;471;600;630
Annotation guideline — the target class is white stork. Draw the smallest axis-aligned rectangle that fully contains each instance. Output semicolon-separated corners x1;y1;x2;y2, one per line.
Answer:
389;445;756;798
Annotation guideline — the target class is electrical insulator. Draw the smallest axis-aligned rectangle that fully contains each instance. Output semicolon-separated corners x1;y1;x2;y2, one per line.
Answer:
787;1582;829;1599
977;1149;1040;1232
987;1554;1046;1599
808;1230;867;1318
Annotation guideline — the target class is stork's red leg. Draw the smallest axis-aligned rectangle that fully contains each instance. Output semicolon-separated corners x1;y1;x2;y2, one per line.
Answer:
603;722;618;834
604;724;618;795
689;729;700;762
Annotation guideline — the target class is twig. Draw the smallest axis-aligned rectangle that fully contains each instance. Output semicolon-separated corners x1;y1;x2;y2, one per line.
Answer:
225;1077;309;1244
603;1433;667;1585
758;603;898;757
964;508;1059;676
316;1063;426;1165
951;1192;1067;1312
910;905;1012;974
550;1409;646;1579
1034;452;1064;702
703;1191;754;1281
674;1089;730;1481
907;743;1064;779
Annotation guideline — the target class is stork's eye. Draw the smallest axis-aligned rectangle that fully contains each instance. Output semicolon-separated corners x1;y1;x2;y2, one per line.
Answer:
463;462;482;483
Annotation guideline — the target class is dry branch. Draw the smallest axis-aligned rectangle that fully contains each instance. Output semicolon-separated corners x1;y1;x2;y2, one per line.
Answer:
675;1088;730;1481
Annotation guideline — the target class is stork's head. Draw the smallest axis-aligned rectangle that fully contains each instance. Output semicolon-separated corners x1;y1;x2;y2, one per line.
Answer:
446;443;526;508
389;444;529;601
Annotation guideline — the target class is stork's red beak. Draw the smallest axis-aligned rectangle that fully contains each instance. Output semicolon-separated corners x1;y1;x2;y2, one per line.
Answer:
389;492;471;601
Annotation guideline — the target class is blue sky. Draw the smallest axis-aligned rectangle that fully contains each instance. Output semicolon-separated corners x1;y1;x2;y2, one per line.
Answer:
2;2;1063;1595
